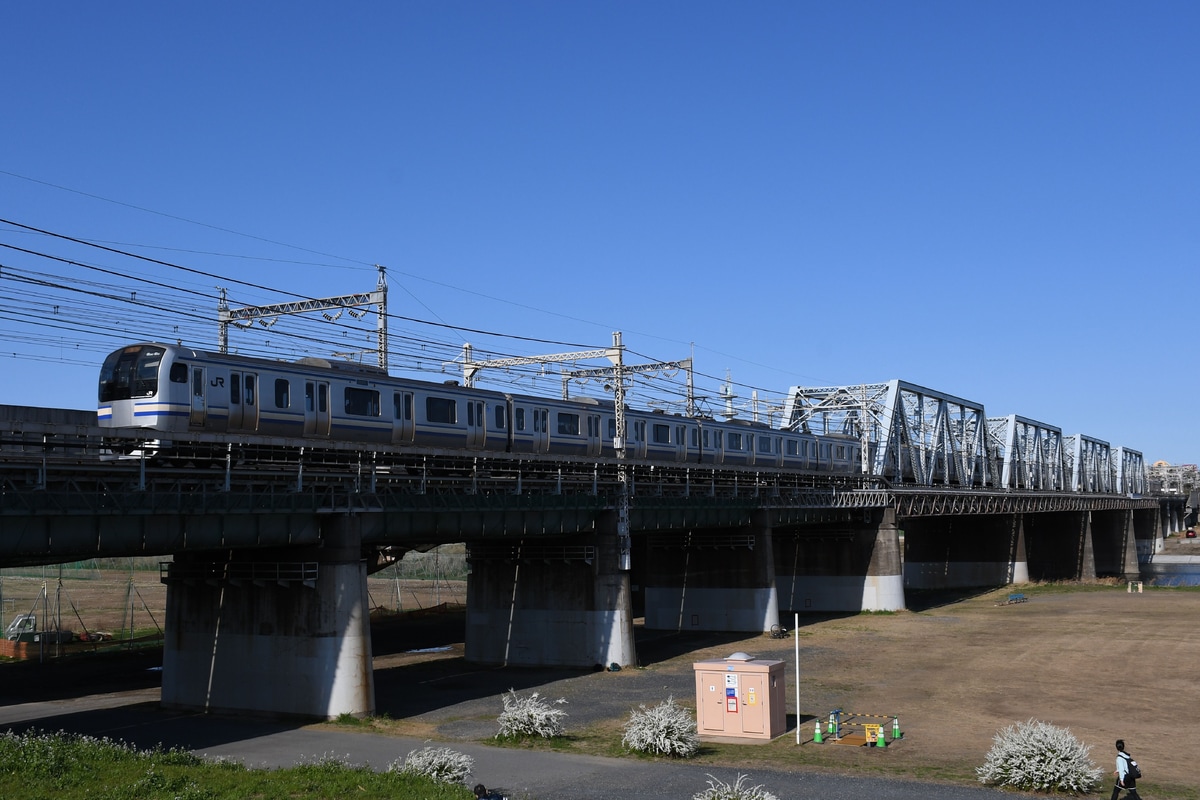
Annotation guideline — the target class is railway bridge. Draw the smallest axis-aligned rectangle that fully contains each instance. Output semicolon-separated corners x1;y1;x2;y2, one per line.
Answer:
0;407;1170;721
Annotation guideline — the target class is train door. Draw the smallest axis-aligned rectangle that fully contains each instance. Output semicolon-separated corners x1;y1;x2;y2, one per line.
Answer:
392;390;414;443
189;366;207;427
228;373;242;429
305;381;331;437
532;406;549;453
586;414;602;456
228;371;258;432
631;419;647;459
466;399;486;449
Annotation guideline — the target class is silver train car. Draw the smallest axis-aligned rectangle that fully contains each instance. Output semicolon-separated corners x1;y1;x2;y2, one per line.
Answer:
98;343;862;471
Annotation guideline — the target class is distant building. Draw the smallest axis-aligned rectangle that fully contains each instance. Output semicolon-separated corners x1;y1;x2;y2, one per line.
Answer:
1148;461;1198;495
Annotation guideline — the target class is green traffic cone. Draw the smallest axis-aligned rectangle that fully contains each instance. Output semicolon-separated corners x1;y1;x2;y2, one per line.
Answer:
892;715;902;740
876;726;887;748
813;719;823;744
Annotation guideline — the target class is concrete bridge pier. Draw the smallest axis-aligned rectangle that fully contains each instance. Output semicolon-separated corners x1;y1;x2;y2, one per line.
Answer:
1159;500;1182;538
464;512;635;668
161;513;375;719
774;508;904;612
1134;507;1162;557
641;510;780;632
902;514;1029;589
1025;511;1097;581
1091;510;1141;581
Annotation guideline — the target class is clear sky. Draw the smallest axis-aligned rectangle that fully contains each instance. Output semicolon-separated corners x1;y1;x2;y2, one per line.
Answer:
1;2;1196;465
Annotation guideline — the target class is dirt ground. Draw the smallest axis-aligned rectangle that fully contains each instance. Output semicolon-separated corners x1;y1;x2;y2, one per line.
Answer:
4;570;1196;796
364;585;1197;797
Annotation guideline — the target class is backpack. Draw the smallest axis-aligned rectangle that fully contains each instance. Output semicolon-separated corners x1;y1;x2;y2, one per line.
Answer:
1122;753;1142;781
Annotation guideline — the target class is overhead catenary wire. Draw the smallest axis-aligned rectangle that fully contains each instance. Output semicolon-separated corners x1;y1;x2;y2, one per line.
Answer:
0;213;782;418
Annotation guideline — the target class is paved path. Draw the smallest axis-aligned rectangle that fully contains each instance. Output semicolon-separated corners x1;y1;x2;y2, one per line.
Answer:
0;687;1015;800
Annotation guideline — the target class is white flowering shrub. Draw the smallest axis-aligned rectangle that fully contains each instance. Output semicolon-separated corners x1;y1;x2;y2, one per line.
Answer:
621;696;700;758
977;719;1103;793
495;689;569;739
693;773;779;800
388;745;474;785
295;751;354;769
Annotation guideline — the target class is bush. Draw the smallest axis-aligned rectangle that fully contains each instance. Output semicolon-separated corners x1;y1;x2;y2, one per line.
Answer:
388;745;474;785
621;696;700;758
495;689;569;739
976;718;1103;793
693;773;779;800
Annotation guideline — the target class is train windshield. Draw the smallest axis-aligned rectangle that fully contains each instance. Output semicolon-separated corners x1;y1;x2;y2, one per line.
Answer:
98;345;165;403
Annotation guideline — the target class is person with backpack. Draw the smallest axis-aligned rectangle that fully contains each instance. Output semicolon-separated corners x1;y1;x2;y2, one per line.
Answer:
1111;739;1142;800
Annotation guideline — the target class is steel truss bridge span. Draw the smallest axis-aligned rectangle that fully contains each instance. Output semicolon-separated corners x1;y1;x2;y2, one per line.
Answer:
781;379;1148;495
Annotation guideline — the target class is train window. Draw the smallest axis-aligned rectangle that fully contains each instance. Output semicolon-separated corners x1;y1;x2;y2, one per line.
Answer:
608;419;616;438
786;439;798;456
836;445;846;459
691;429;699;447
307;383;315;412
554;412;578;438
494;405;506;429
231;374;240;405
703;430;710;448
133;350;163;397
467;402;474;426
244;375;255;406
99;349;134;402
515;407;525;431
169;363;188;383
275;379;290;409
319;383;328;413
346;387;380;417
425;395;456;424
757;435;771;454
728;432;742;450
675;426;685;445
652;423;670;444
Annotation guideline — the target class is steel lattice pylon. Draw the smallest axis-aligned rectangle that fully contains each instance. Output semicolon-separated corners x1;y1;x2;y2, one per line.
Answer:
218;266;389;369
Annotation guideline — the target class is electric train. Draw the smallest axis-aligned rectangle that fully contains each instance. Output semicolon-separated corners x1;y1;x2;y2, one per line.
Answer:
98;342;862;471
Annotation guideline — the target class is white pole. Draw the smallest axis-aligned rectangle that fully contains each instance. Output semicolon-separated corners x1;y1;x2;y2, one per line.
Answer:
794;611;800;744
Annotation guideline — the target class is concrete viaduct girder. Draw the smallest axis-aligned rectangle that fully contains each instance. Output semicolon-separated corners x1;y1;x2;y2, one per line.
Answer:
0;414;1165;721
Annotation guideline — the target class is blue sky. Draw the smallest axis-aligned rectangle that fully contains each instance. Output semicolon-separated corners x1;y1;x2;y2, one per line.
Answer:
1;2;1197;464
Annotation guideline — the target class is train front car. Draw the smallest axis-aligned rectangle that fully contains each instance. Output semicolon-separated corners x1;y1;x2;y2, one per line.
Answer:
98;343;190;432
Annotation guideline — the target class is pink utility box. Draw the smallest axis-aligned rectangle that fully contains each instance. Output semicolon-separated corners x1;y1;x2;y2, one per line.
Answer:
693;652;787;742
